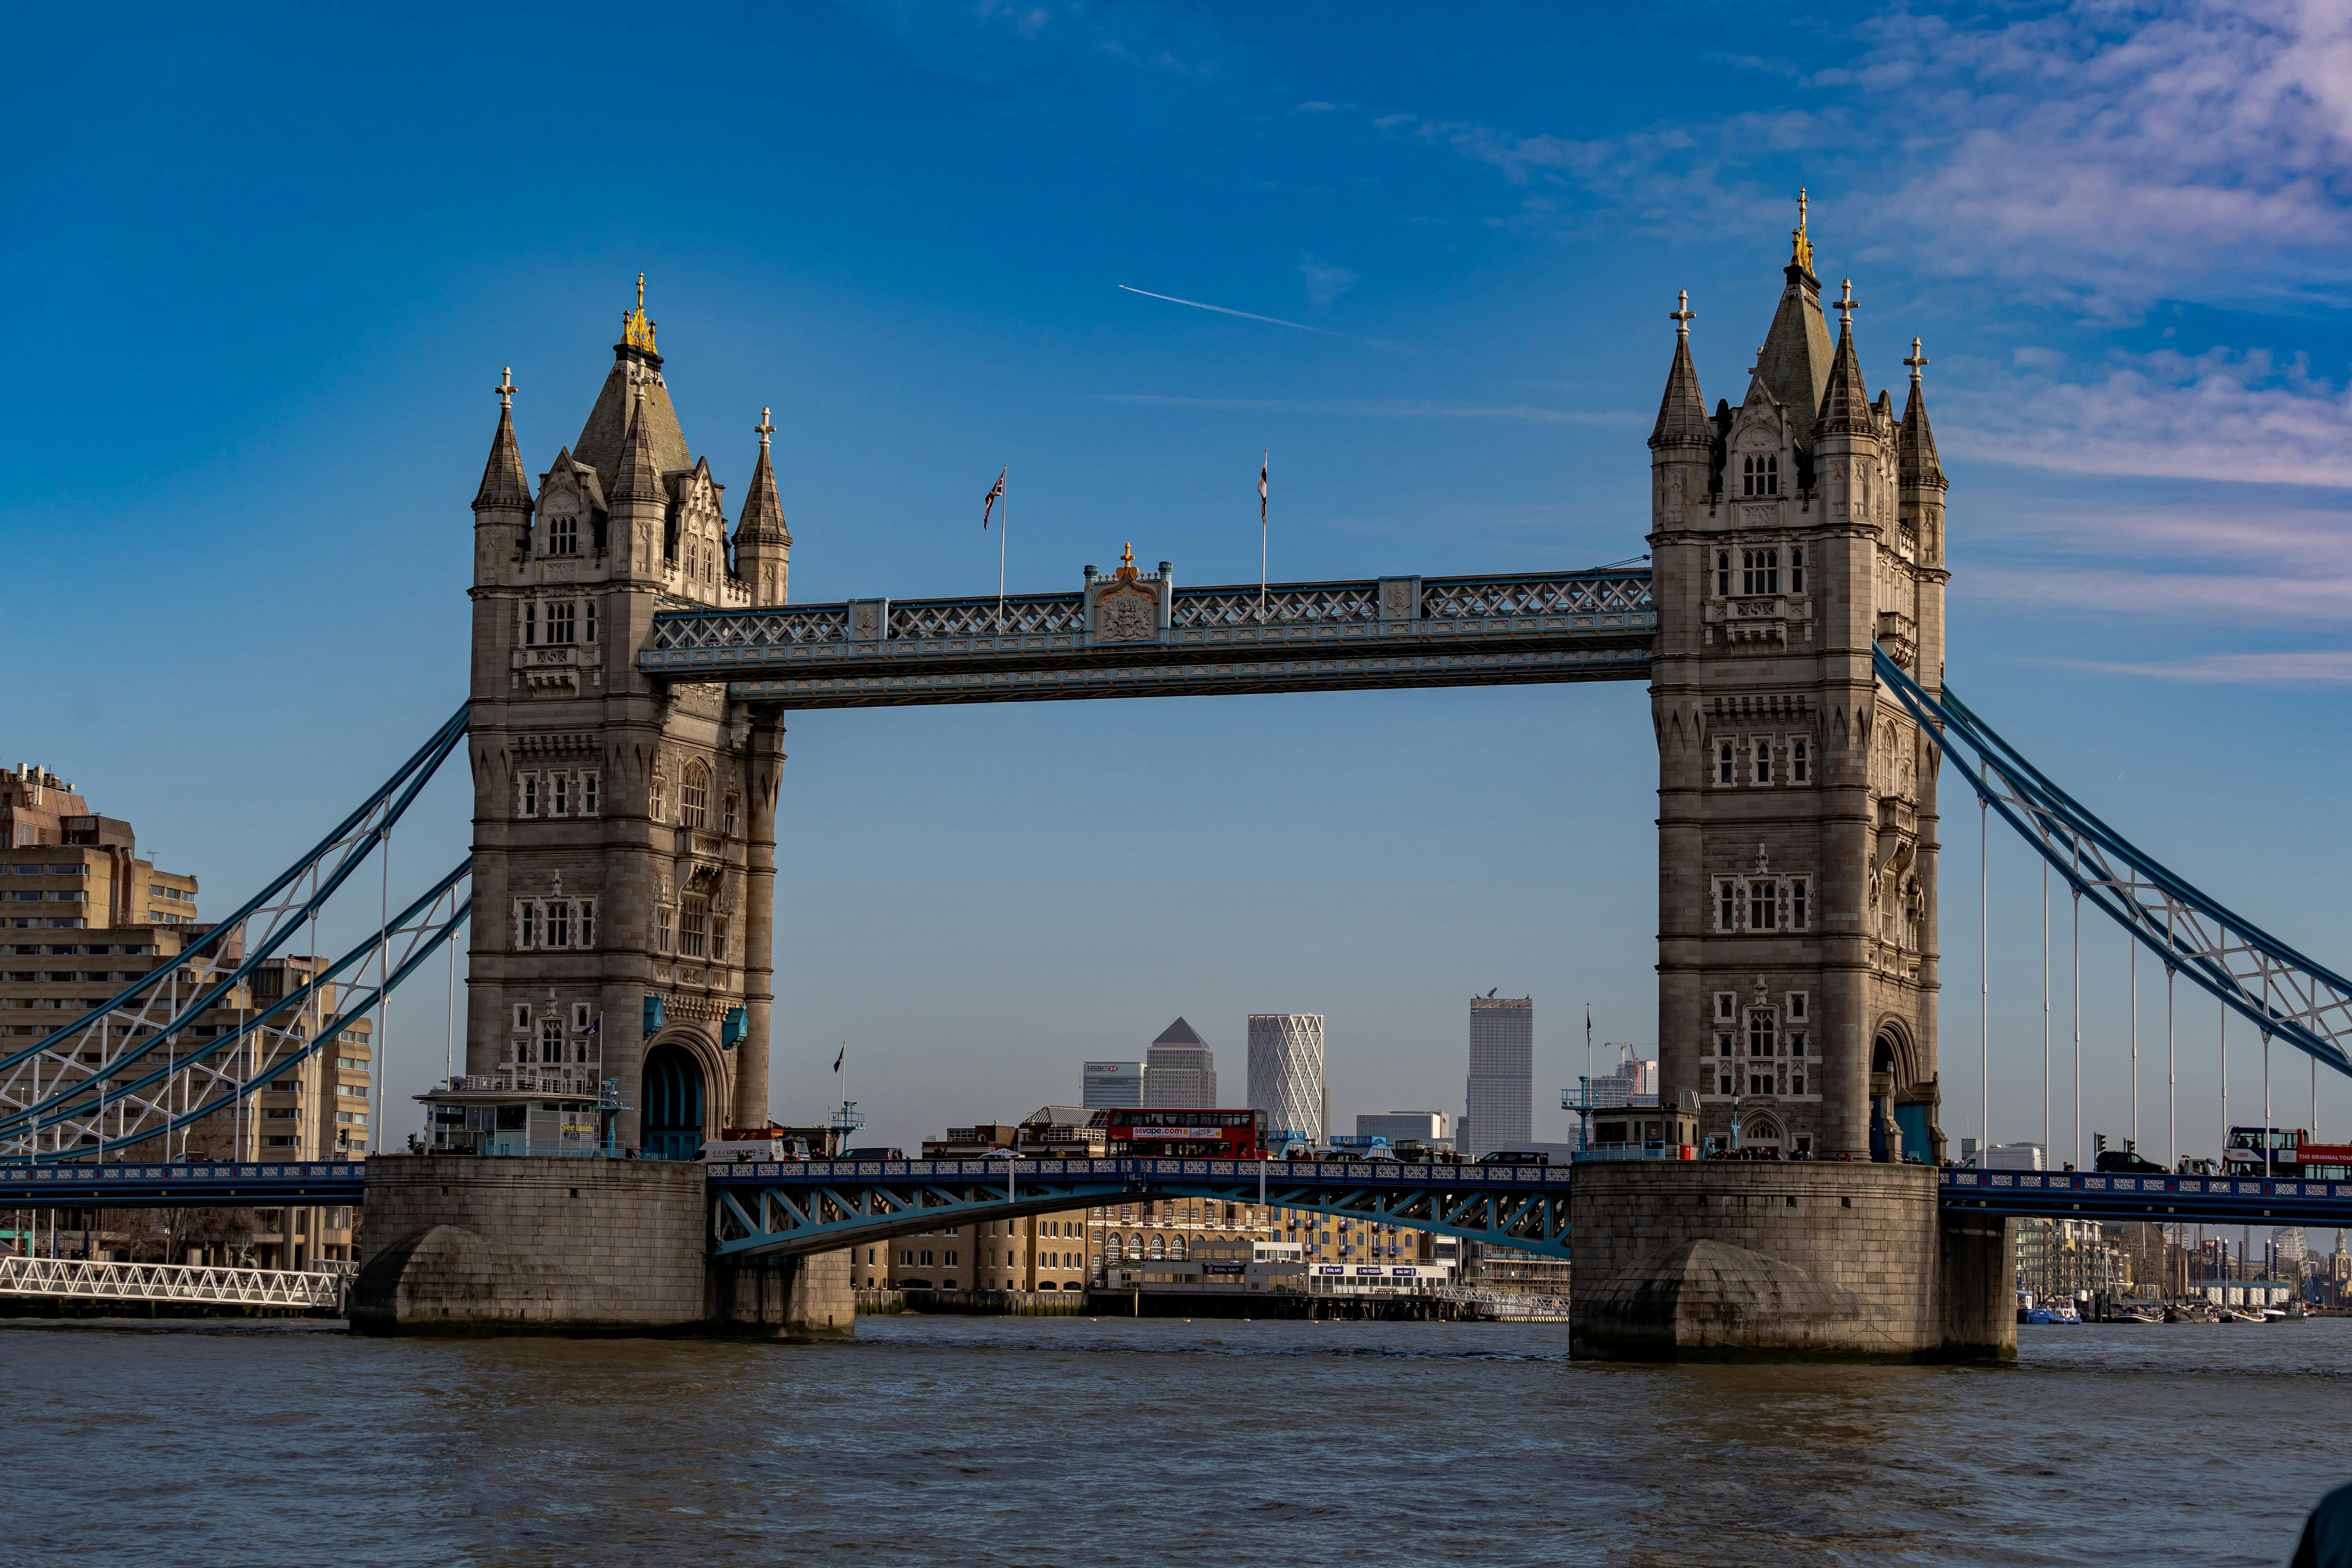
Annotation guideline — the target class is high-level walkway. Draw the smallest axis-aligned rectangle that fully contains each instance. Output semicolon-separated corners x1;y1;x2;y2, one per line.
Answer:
638;569;1656;706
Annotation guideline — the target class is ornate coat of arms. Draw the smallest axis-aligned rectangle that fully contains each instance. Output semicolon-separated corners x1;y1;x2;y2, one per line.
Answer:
1097;583;1157;642
1092;544;1160;642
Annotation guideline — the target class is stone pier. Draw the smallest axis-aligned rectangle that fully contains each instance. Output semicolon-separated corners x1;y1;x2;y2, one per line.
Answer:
352;1155;851;1339
1570;1161;2013;1363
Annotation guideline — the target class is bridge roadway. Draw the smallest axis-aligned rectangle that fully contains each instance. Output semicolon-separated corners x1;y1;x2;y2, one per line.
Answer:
636;569;1657;706
4;1160;2347;1254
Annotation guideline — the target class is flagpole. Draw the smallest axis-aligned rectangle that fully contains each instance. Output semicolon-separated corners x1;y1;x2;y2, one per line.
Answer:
1258;449;1268;624
997;463;1008;632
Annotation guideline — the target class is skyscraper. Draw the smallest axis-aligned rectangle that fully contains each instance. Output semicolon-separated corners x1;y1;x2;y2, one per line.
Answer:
1143;1017;1216;1106
1465;995;1533;1158
1081;1060;1145;1109
1248;1013;1325;1142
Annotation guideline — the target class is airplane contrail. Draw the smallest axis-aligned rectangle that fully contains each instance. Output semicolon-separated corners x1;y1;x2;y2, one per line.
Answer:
1117;283;1364;341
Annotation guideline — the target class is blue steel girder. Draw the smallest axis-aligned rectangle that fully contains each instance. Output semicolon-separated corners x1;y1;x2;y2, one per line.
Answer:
0;1160;367;1208
1878;648;2352;1086
1940;1168;2352;1228
706;1157;1575;1261
641;569;1655;708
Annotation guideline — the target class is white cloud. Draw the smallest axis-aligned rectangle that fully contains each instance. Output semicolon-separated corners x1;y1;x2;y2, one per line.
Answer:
2051;650;2352;684
1383;1;2352;313
1942;347;2352;486
1965;564;2352;622
1957;490;2352;624
1845;0;2352;309
1299;254;1357;309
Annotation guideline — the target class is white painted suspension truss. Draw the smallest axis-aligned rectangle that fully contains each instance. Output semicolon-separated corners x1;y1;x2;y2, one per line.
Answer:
0;1254;350;1309
1877;650;2352;1081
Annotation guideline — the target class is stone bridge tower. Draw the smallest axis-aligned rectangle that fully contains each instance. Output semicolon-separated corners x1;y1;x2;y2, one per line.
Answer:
464;280;791;1153
1647;197;1950;1161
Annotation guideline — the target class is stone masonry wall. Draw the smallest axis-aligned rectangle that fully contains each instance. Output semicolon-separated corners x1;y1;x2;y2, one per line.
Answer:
354;1154;710;1334
1571;1161;2007;1361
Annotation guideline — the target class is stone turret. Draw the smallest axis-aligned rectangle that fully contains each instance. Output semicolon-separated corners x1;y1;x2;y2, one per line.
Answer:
1898;339;1948;573
470;369;533;588
1648;291;1715;529
733;408;792;608
611;382;668;581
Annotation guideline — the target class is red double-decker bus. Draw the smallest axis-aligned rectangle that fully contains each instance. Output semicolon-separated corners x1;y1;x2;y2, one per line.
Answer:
1105;1109;1268;1159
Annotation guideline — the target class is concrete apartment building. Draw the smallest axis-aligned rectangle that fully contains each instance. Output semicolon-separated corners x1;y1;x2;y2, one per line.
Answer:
1464;994;1533;1158
0;764;372;1266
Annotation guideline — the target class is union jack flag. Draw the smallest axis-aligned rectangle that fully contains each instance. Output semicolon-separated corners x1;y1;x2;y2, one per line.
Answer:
984;468;1005;529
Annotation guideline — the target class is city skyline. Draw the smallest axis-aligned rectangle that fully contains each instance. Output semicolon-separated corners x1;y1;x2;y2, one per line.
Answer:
4;2;2345;1160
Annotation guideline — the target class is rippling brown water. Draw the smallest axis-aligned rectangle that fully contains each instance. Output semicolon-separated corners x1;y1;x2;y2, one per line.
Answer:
5;1315;2347;1566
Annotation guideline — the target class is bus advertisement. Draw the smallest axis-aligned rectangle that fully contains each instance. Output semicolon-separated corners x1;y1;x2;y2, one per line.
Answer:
2222;1125;2352;1179
1103;1109;1269;1160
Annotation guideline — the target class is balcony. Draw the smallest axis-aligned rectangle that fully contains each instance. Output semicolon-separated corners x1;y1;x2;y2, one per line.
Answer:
1706;593;1813;652
1876;610;1918;670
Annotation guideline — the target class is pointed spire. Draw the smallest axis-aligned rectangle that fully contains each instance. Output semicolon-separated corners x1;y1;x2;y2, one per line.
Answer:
1815;280;1873;439
1757;201;1835;446
735;406;791;545
612;378;665;505
1899;337;1946;488
472;367;533;514
1649;290;1712;451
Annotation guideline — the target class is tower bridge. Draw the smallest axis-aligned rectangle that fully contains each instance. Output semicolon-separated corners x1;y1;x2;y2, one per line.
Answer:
7;205;2350;1354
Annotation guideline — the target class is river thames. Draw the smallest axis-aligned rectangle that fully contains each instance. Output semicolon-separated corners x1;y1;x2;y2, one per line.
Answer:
6;1315;2345;1566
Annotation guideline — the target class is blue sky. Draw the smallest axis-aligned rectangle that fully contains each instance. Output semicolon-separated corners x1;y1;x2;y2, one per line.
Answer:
6;0;2348;1157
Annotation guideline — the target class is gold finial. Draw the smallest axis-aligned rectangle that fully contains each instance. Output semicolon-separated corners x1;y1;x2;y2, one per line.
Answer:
1833;278;1858;331
1114;541;1139;580
1791;187;1815;274
494;367;515;410
755;406;775;446
622;274;658;353
1904;336;1929;381
1670;289;1695;339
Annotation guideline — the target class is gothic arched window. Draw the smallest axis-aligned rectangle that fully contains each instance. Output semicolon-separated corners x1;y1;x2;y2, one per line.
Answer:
650;767;668;823
1742;453;1779;497
1749;1009;1777;1058
682;762;710;829
548;514;579;555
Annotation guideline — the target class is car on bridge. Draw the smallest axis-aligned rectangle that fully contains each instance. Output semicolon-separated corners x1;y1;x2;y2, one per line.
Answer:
2093;1149;2169;1176
1477;1150;1552;1167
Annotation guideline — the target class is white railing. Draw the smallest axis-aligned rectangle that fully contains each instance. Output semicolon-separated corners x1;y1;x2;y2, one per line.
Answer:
0;1254;348;1309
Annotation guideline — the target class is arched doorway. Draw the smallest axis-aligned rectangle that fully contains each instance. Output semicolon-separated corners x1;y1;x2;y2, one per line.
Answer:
1741;1112;1785;1156
1871;1032;1902;1163
642;1042;705;1160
